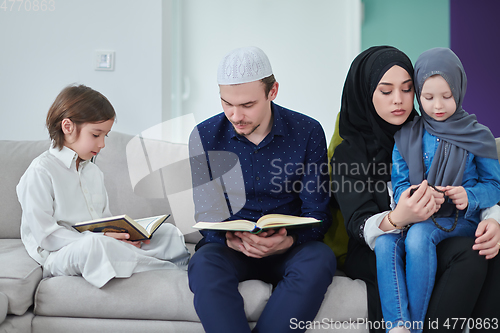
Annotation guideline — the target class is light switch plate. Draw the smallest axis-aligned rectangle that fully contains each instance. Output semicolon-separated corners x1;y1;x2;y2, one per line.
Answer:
95;51;115;71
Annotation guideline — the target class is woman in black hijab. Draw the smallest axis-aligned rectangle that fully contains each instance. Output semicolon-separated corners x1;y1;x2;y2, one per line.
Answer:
330;46;500;332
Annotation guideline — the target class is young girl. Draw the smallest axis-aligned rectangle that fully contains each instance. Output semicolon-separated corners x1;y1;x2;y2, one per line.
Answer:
374;47;500;332
17;84;190;288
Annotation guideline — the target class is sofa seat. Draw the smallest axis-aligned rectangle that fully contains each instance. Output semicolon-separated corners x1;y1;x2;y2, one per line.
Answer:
33;269;368;332
1;312;34;333
31;317;206;333
0;239;42;317
34;270;271;322
32;237;368;333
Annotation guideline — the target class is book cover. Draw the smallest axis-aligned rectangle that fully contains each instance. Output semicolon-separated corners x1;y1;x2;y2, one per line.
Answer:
73;214;170;241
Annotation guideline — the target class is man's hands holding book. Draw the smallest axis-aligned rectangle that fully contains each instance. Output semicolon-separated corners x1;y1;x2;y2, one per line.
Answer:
226;228;295;258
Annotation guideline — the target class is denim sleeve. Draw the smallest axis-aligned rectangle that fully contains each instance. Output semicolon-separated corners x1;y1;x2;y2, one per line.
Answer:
391;142;411;204
464;156;500;218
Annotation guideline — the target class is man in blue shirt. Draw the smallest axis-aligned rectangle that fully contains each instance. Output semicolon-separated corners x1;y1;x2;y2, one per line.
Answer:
188;46;336;333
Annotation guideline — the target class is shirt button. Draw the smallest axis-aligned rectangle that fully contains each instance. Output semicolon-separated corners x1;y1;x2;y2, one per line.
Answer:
437;138;440;142
258;198;263;202
254;150;258;154
255;176;260;181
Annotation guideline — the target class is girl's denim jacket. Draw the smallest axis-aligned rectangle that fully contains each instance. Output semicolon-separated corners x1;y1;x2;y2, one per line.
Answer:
392;129;500;223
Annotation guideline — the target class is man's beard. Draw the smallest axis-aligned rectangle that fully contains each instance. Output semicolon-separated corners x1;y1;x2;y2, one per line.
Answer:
232;122;260;136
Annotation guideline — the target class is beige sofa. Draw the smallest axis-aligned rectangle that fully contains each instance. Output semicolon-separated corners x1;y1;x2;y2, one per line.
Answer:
9;133;499;332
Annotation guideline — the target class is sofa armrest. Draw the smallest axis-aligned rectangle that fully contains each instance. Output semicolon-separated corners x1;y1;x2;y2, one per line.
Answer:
0;240;43;316
0;292;7;324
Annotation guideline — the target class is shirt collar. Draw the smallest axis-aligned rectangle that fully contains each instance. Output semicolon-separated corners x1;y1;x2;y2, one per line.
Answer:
49;145;90;170
229;102;286;140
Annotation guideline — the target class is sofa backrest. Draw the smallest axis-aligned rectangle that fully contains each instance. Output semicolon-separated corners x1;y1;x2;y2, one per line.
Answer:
95;131;201;243
497;138;500;161
2;135;499;241
0;131;201;243
0;139;51;238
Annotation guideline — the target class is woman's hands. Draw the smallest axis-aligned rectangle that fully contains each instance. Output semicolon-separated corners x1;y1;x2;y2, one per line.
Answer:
473;219;500;259
386;181;499;259
104;232;150;249
382;180;445;231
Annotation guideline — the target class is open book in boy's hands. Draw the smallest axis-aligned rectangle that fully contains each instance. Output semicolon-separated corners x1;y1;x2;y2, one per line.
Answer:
73;214;170;241
192;214;321;234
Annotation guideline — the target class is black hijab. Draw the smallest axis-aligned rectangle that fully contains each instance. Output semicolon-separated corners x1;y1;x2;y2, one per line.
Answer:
335;46;417;183
332;46;417;241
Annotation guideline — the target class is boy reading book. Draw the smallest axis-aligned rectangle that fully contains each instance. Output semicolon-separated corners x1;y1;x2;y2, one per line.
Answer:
17;85;190;288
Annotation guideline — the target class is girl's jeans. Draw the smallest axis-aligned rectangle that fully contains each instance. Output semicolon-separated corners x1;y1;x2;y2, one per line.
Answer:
375;217;477;333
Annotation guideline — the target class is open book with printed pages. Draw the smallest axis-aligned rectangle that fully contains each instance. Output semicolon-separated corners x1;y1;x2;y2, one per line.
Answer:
192;214;322;234
73;214;170;241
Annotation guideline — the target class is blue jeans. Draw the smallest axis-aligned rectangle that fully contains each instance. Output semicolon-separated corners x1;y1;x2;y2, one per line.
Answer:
188;241;336;333
375;218;477;333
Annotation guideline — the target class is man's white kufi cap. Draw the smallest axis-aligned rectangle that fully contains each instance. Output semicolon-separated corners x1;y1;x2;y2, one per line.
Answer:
217;46;273;85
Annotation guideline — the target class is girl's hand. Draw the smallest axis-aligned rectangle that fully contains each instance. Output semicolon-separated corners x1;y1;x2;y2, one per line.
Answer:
431;186;446;213
104;232;150;249
473;219;500;259
444;186;468;210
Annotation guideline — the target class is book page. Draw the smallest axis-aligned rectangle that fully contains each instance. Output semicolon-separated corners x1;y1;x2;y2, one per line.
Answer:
257;214;320;228
136;215;166;234
193;220;256;232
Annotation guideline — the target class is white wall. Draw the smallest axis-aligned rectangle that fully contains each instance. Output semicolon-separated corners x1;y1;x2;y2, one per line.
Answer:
0;0;164;141
176;0;361;141
0;0;361;142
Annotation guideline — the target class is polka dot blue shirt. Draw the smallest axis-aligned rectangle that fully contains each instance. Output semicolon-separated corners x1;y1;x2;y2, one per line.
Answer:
189;102;331;247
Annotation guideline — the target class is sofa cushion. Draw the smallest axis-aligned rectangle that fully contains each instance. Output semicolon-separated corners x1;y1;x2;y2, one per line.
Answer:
0;239;42;315
314;276;367;323
34;269;271;322
0;139;50;238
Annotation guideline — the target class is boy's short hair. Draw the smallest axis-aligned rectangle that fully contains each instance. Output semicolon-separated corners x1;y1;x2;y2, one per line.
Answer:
46;84;116;149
